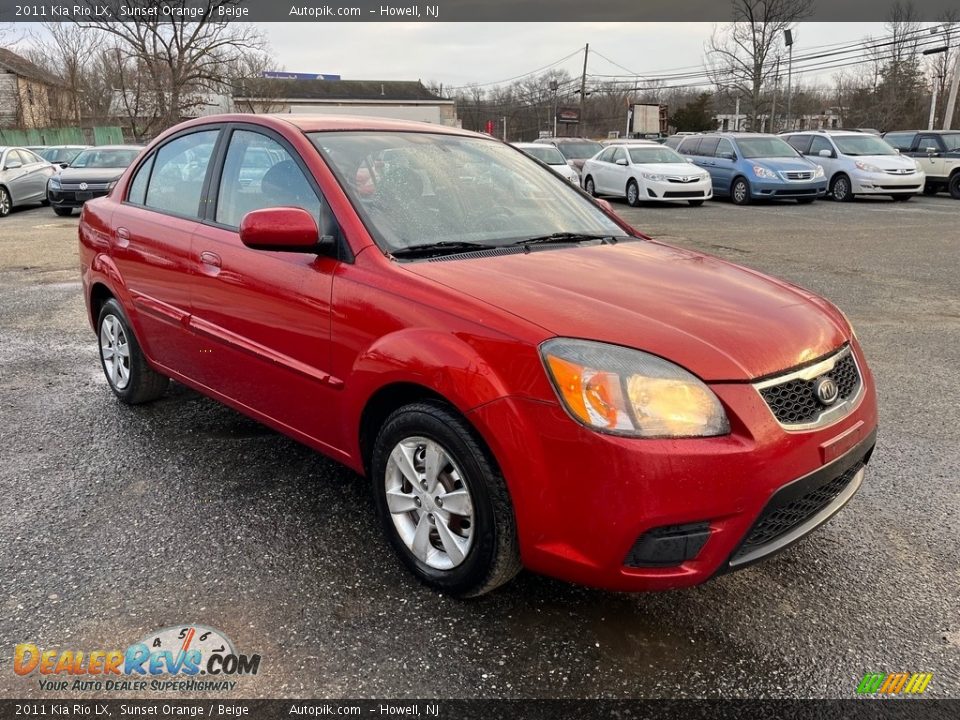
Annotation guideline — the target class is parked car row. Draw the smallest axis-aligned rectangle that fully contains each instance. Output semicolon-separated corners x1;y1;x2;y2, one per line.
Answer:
0;144;141;217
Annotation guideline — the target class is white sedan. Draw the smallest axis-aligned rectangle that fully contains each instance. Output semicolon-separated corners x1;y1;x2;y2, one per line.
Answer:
512;143;581;184
581;143;713;206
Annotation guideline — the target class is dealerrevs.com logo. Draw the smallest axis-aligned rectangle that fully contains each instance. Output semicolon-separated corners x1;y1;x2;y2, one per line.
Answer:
14;624;261;693
856;672;933;696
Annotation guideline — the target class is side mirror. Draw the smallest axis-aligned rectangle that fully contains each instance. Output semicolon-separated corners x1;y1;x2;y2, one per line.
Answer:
239;207;329;253
5;160;22;170
718;151;736;161
818;149;833;158
894;148;901;154
615;158;628;166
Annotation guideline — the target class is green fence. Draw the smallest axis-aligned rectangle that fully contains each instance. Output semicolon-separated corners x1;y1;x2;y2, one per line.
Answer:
0;126;124;146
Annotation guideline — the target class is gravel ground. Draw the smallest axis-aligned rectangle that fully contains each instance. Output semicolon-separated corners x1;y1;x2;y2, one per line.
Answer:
0;194;957;699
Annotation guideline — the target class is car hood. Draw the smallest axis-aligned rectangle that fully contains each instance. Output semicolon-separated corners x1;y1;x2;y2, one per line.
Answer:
849;154;917;171
750;157;817;172
404;240;848;382
56;167;126;183
637;162;705;176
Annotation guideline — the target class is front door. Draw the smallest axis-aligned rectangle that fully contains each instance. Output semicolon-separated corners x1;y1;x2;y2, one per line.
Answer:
915;134;947;180
188;126;342;451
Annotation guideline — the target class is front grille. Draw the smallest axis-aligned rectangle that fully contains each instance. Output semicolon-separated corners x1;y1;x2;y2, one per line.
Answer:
885;168;915;175
783;170;813;180
758;350;861;426
60;182;110;191
664;190;705;198
731;461;864;563
667;176;700;183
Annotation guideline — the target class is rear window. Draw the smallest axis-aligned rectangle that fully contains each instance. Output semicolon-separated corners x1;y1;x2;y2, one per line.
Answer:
554;141;602;160
522;146;567;165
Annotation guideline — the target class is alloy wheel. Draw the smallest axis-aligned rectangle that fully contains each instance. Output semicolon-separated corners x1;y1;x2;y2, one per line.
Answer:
627;182;639;205
384;436;475;570
100;314;131;390
0;188;10;217
585;178;595;196
732;180;749;205
832;176;850;201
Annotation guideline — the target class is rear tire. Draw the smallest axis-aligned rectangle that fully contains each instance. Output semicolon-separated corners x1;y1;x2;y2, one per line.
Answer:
97;299;169;404
53;206;73;217
584;176;596;197
730;177;751;206
830;174;853;202
371;401;521;598
949;172;960;200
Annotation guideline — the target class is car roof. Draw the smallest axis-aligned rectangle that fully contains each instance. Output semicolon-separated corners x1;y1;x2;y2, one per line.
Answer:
787;130;863;136
75;145;142;151
535;137;600;143
513;142;554;148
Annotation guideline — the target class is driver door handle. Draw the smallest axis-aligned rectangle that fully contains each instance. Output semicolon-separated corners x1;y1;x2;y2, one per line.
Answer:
199;251;221;274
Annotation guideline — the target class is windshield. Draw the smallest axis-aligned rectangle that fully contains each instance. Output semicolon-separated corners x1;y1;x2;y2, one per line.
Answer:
70;148;139;169
554;141;602;160
833;135;896;156
736;137;801;159
310;132;624;253
628;146;686;164
41;147;85;164
522;146;567;165
943;134;960;151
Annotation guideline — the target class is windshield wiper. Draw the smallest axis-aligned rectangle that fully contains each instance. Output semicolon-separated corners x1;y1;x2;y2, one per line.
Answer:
514;232;621;246
389;241;498;259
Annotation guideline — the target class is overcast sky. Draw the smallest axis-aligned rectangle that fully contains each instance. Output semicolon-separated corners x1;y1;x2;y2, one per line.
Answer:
263;22;892;88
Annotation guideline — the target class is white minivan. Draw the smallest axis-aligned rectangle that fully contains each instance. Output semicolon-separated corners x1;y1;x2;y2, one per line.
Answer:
782;130;924;202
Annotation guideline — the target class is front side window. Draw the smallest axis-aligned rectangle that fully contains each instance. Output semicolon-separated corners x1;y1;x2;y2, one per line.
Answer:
917;135;944;153
809;136;834;156
144;131;218;218
216;130;321;228
311;131;623;253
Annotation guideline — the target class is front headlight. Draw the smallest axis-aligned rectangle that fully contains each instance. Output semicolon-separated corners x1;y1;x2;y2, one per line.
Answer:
814;164;825;178
913;159;922;172
855;160;881;173
752;165;777;179
642;172;667;182
540;338;730;438
48;176;60;188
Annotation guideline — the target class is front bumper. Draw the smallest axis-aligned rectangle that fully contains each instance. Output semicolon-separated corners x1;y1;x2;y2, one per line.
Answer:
749;178;827;199
644;177;713;201
467;342;878;591
850;171;924;195
48;188;109;208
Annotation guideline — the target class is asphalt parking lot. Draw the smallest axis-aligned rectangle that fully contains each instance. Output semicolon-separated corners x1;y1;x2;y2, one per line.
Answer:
1;194;958;699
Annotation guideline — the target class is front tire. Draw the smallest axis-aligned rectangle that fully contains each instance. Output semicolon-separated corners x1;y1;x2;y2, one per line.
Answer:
371;401;521;597
97;299;169;404
730;177;751;205
53;206;73;217
949;172;960;200
583;176;596;197
830;174;853;202
0;187;11;217
626;179;640;207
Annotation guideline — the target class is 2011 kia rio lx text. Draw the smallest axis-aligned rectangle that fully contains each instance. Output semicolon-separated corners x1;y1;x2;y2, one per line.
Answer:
78;115;878;597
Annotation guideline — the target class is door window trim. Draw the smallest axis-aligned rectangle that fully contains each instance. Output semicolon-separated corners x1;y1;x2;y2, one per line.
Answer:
121;124;226;223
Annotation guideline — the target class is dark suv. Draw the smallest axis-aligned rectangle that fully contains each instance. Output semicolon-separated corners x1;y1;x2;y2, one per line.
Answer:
882;130;960;198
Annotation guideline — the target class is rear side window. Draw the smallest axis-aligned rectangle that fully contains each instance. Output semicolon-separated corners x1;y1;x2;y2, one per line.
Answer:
785;135;812;154
679;137;702;155
127;155;155;205
144;130;219;218
698;137;720;157
597;147;617;163
883;133;915;152
215;129;321;229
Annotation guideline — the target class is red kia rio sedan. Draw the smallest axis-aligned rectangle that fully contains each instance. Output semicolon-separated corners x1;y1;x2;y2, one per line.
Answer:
79;115;877;597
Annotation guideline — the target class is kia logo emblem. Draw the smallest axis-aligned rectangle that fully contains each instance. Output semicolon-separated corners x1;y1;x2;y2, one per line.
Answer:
814;376;839;406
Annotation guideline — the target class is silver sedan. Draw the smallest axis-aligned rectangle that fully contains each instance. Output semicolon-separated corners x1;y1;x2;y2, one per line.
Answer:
0;147;57;217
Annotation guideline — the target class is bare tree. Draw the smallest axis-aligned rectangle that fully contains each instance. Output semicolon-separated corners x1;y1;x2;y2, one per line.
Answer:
706;0;813;129
76;0;266;135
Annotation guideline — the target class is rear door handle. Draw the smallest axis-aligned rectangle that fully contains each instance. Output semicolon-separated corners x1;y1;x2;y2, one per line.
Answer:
199;251;221;274
115;227;130;248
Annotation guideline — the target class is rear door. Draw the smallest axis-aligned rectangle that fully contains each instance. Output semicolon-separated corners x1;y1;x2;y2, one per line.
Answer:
15;149;52;201
591;147;617;193
111;127;222;371
188;125;343;448
712;138;737;191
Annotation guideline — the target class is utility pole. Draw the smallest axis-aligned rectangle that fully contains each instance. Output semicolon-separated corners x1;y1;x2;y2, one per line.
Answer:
944;50;960;130
502;116;507;142
770;59;780;133
929;72;943;130
784;29;795;131
734;96;741;131
550;79;558;137
578;43;589;137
